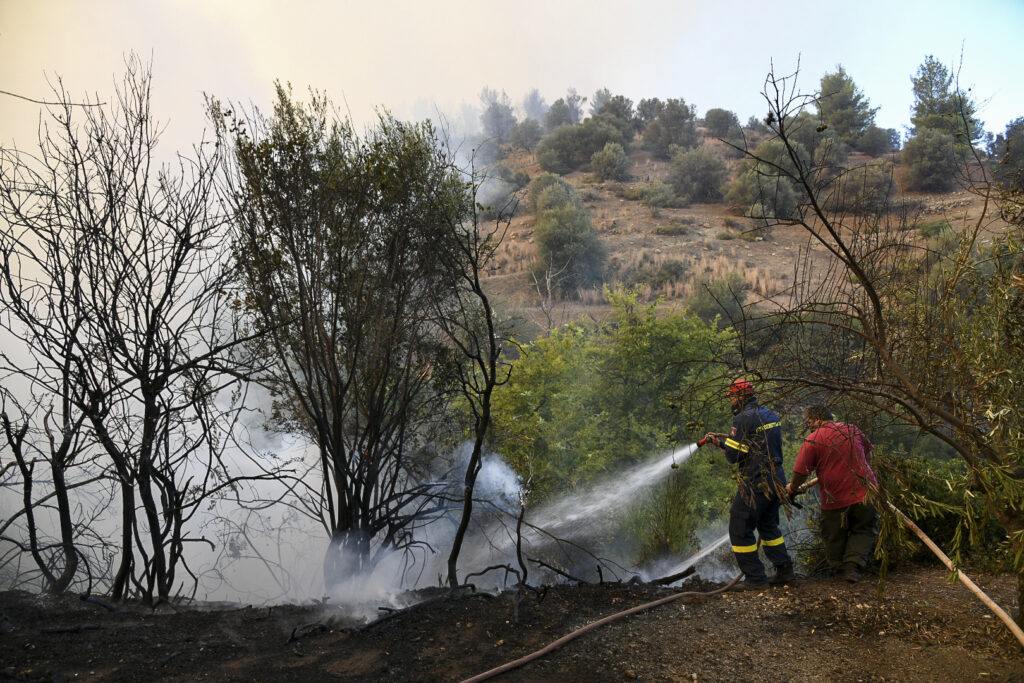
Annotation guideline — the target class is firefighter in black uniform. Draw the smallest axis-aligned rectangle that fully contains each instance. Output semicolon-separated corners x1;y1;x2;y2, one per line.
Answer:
704;378;795;589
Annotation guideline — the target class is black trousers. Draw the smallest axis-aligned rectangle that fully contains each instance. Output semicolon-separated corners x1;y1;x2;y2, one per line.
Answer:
729;491;791;582
820;501;878;570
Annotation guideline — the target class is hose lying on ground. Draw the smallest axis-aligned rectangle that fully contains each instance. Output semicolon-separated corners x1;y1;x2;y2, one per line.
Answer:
459;570;744;683
462;484;1024;681
797;477;1024;649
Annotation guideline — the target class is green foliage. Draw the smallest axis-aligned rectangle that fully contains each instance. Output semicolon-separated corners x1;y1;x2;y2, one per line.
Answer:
533;202;606;293
545;98;573;131
784;110;846;167
918;218;951;238
642;180;675;210
491;290;736;507
480;87;517;143
597;95;637;135
653;219;694;236
590;141;631;181
683;273;747;324
668;144;728;203
622;259;688;291
816;65;878;146
704;108;740;138
995;117;1024;190
873;450;1013;572
536;119;625;175
825;159;896;214
589;87;613;116
509;118;543;151
636;98;663;128
642;98;698;159
902;127;956;192
526;172;578;213
856;124;900;156
910;56;983;143
725;139;803;219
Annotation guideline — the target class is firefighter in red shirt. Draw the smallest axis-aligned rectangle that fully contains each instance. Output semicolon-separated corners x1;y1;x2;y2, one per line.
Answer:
786;404;878;583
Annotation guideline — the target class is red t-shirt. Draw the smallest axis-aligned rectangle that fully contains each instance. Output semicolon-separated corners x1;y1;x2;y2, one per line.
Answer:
794;422;876;510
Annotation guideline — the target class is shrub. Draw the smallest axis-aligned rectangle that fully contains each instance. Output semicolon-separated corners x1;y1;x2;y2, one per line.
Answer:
623;259;688;289
533;203;607;293
684;272;746;324
856;124;898;156
509;118;543;151
724;139;804;220
590;141;631;181
827;160;896;214
704;108;740;138
642;98;698;159
536;119;625;175
902;128;956;192
668;145;728;203
918;218;951;238
525;173;579;214
653;222;690;236
641;180;674;210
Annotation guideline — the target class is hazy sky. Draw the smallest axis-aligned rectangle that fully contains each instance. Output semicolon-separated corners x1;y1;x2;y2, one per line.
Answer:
2;0;1023;155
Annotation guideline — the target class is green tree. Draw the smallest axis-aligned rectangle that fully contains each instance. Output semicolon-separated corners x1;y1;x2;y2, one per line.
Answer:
591;141;631;181
636;98;663;128
522;88;548;121
490;290;736;558
509;118;543;151
727;66;1024;622
995;117;1024;190
724;138;804;219
857;124;899;156
910;55;982;143
816;65;878;146
642;98;698;159
684;273;747;324
668;144;728;203
216;84;474;585
902;127;956;192
545;98;572;131
589;87;613;116
526;172;579;213
595;95;637;140
536;118;624;175
704;108;740;138
480;87;517;142
533;203;607;293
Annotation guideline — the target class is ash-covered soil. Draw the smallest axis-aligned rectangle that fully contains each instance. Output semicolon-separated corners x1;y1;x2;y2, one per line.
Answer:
1;566;1020;682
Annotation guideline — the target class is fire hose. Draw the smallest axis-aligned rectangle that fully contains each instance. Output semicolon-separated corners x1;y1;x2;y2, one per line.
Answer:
459;569;745;683
792;477;1024;648
460;470;1023;681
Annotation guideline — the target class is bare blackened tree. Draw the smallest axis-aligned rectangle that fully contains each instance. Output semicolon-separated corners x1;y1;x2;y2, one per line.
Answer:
433;160;516;587
0;56;269;603
718;65;1024;621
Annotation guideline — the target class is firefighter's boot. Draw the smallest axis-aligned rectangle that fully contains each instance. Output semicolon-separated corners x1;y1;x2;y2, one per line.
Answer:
769;562;796;585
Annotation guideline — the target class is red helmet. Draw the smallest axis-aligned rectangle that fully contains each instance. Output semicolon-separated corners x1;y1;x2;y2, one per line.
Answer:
726;378;754;397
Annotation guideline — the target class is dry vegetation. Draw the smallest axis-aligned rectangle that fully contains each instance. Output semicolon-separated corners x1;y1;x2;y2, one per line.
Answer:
483;145;998;333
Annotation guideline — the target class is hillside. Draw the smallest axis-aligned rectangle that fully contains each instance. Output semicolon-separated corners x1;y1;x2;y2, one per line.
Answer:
483;142;994;334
